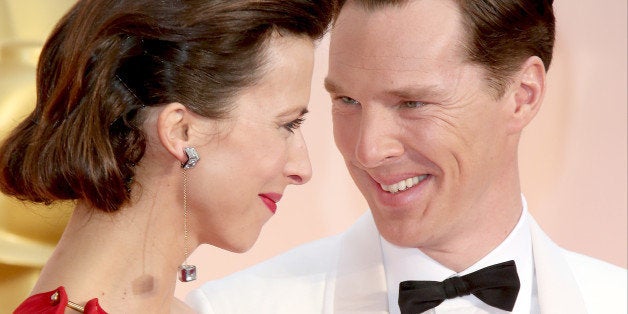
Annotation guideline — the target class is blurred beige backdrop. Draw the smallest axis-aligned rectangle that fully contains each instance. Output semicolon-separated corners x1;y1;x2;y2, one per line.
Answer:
0;0;625;311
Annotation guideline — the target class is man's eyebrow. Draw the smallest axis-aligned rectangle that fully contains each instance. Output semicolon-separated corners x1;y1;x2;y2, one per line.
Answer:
324;78;341;94
386;84;446;100
325;77;445;99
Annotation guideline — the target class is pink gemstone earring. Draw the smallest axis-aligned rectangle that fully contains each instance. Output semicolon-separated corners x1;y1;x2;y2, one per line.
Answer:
179;147;199;282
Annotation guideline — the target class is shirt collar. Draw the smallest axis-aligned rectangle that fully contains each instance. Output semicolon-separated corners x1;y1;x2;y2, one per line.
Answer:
382;196;534;313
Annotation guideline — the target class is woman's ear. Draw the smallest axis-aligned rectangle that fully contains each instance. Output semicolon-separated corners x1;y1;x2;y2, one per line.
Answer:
507;56;546;133
156;102;190;165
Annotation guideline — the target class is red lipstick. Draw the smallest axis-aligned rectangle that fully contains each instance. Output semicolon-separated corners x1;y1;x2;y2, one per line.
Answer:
259;193;282;214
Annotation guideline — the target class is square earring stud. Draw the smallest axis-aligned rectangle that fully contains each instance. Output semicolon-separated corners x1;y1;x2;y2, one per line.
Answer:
182;147;200;169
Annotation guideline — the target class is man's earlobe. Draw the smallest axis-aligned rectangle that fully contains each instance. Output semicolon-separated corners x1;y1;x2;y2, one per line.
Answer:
508;56;546;133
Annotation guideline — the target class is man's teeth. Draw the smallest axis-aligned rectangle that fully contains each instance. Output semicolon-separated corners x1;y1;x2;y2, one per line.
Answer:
380;175;428;194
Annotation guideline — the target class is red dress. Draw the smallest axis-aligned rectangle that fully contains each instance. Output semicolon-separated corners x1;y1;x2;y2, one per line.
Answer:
13;286;107;314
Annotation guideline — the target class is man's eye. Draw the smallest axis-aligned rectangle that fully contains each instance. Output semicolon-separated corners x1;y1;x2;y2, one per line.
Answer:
340;96;360;105
401;101;426;108
283;117;305;133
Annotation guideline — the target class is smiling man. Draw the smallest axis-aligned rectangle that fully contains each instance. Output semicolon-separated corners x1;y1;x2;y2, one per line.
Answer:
187;1;627;313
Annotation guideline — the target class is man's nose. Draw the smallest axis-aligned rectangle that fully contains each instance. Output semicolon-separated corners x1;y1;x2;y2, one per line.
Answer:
354;106;404;168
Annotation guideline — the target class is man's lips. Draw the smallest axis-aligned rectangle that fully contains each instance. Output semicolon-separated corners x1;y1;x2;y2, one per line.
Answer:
259;193;282;214
378;174;429;194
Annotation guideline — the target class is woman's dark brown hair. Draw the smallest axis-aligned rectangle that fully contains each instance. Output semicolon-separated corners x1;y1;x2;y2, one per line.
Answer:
0;0;333;212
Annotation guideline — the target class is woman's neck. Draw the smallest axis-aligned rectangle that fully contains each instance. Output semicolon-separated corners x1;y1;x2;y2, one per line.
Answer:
33;195;190;313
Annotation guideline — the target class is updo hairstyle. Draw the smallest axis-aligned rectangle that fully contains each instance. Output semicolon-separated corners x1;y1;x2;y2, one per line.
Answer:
0;0;333;212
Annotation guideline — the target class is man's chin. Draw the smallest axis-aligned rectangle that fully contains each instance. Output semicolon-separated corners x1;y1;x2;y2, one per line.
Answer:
373;218;430;249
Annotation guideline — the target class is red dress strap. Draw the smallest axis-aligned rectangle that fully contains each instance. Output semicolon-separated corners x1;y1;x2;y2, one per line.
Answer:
13;286;108;314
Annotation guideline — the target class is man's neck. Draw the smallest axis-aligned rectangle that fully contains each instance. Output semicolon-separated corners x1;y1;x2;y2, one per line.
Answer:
419;194;523;272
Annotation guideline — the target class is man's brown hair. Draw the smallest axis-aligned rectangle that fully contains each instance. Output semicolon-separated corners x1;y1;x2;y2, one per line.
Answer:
334;0;556;97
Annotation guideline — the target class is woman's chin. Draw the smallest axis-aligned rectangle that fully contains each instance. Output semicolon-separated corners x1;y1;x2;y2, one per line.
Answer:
213;235;260;254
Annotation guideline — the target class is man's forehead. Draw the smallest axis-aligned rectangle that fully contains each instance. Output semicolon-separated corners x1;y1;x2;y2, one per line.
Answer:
330;0;467;67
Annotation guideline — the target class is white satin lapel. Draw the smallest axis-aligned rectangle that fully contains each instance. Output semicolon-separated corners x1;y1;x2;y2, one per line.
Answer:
329;212;389;314
327;211;590;314
529;217;588;313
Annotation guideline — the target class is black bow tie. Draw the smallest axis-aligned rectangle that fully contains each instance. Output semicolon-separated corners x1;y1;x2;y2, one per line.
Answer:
398;260;520;314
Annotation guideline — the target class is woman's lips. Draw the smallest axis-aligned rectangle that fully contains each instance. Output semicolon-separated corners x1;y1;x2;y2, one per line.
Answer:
259;193;282;214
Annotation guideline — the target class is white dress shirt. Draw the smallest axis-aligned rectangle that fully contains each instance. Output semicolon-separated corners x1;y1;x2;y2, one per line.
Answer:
382;198;540;313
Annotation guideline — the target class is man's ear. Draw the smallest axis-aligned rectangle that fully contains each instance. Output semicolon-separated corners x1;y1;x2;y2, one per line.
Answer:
156;102;191;165
507;56;546;133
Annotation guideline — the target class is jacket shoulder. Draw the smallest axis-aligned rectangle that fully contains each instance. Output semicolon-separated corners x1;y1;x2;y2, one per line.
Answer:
561;249;627;313
187;234;343;314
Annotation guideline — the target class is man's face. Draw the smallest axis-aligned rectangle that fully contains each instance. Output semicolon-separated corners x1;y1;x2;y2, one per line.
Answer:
327;0;517;250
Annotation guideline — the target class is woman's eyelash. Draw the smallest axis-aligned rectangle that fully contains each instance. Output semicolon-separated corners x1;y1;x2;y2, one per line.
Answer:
284;117;305;133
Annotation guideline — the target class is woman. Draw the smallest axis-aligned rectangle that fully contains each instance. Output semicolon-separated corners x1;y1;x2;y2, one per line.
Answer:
0;0;333;312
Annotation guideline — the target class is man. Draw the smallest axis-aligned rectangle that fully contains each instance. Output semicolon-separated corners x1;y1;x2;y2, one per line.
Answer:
187;0;627;313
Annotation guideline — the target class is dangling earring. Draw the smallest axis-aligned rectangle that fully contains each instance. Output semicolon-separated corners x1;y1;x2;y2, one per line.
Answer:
178;147;199;282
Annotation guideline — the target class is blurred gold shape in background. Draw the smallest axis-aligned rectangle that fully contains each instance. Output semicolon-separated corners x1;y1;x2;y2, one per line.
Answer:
0;0;76;312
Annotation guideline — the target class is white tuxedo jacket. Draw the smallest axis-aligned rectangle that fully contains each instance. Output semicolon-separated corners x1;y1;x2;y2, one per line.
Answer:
188;212;627;313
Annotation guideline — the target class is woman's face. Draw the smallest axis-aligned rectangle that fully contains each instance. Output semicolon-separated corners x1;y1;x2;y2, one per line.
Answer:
188;34;314;253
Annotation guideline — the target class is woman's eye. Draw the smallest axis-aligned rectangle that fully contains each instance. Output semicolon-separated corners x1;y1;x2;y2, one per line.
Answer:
401;101;426;109
283;117;305;133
